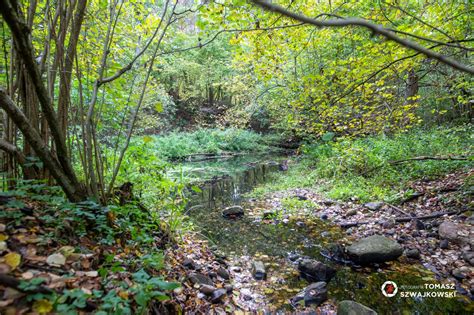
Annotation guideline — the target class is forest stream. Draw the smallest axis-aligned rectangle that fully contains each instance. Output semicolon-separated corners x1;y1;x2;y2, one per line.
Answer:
180;155;472;314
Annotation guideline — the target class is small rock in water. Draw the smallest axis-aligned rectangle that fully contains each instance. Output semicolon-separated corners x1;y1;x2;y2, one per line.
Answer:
439;239;449;249
364;202;384;211
211;288;227;303
337;300;378;315
216;267;230;280
298;259;336;282
462;251;474;266
288;253;300;262
452;267;470;280
405;248;421;260
222;206;244;218
252;261;266;280
291;282;328;307
347;235;403;264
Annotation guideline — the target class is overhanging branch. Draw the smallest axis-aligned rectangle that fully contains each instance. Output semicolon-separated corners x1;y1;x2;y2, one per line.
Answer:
251;0;474;74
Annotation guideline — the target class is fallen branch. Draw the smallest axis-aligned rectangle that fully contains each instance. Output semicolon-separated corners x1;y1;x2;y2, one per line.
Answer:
386;203;409;216
390;155;470;165
339;208;469;228
362;155;471;175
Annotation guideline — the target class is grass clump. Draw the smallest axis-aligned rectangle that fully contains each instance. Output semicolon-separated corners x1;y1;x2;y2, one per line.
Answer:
251;125;473;202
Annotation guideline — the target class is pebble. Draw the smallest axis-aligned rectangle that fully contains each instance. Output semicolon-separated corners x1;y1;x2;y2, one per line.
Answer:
439;239;449;249
452;267;470;280
405;248;421;260
211;288;227;303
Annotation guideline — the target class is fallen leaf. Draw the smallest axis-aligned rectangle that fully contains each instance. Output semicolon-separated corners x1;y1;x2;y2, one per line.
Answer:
118;290;129;299
21;271;34;279
59;246;75;257
46;253;66;266
32;299;53;314
0;233;8;241
4;252;21;270
85;270;98;277
0;241;7;252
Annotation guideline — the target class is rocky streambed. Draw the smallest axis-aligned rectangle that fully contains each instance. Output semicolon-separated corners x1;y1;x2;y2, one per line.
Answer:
177;157;473;314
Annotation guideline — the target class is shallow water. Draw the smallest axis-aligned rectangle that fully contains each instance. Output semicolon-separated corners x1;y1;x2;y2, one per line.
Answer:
182;155;473;313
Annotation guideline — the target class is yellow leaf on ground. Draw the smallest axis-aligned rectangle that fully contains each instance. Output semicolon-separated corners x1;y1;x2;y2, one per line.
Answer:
0;233;8;241
32;299;53;314
4;252;21;270
118;290;129;299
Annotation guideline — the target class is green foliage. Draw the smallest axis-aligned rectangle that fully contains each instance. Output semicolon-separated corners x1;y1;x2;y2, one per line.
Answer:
251;125;473;202
144;128;280;160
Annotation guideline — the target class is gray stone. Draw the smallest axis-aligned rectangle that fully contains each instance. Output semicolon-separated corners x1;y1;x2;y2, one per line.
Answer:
291;282;328;307
347;235;403;264
452;267;471;280
222;206;244;218
462;251;474;266
252;261;266;280
337;300;378;315
438;221;473;246
183;258;196;269
211;288;227;303
364;202;384;211
298;259;336;282
216;267;230;280
346;209;358;217
405;248;421;260
199;284;217;295
439;239;449;249
188;273;213;286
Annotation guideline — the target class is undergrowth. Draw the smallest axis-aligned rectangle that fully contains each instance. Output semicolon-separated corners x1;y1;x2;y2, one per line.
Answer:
251;125;473;202
0;180;180;314
142;128;280;160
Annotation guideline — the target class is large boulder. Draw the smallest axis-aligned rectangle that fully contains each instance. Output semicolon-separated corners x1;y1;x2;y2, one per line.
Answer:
438;221;473;246
222;206;244;218
347;235;402;264
337;300;377;315
298;259;336;282
291;282;328;307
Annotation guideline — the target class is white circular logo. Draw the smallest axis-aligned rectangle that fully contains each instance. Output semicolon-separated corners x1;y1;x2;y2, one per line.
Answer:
381;281;398;297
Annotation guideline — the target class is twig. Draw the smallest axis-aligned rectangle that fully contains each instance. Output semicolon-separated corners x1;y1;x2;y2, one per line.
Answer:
386;203;409;216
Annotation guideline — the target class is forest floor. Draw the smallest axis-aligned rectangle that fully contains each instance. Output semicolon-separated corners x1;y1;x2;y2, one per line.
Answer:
0;169;472;314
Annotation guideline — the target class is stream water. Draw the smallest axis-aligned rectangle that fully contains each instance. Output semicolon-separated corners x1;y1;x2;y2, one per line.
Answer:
181;155;472;313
